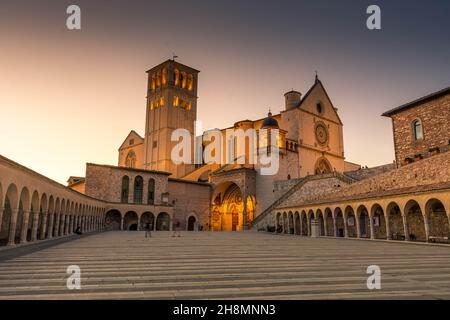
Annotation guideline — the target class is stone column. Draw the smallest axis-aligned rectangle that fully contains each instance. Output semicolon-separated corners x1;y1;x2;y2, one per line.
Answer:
343;214;349;238
369;214;375;239
402;214;410;241
40;211;48;240
299;215;303;235
120;217;124;231
68;215;73;234
137;215;141;231
31;212;39;242
385;211;391;240
65;215;70;235
47;213;54;239
323;216;328;237
53;213;61;237
333;215;337;237
7;209;19;246
60;214;66;236
20;211;31;243
355;214;361;238
423;213;430;242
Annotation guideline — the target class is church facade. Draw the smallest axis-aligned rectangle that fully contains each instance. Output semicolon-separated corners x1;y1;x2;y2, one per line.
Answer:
79;59;361;232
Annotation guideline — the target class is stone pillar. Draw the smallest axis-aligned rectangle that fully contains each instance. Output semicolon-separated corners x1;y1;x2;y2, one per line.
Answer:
31;212;39;242
68;215;73;234
355;214;361;238
385;213;392;240
323;216;328;237
299;215;302;235
60;214;66;236
53;213;61;237
40;211;48;240
369;214;375;239
423;213;430;242
242;192;248;231
402;214;410;241
47;213;54;239
7;209;19;246
65;215;70;235
333;216;337;237
120;217;124;231
169;215;173;231
137;215;141;231
343;214;349;238
20;211;31;243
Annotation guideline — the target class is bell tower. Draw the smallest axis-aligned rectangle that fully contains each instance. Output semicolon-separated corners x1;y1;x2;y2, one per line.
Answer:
143;59;199;177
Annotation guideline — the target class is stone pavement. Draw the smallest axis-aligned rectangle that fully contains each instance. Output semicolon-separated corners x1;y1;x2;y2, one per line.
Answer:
0;231;450;299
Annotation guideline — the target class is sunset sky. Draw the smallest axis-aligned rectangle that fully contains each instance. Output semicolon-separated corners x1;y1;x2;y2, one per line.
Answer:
1;0;449;184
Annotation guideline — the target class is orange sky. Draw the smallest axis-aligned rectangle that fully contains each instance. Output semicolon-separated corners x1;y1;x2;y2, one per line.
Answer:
1;1;449;184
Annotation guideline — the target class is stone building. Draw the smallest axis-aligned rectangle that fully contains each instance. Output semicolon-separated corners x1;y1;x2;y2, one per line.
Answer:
258;86;450;243
382;86;450;167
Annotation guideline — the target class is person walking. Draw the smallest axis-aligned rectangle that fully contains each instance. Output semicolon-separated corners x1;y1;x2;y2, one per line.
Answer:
145;222;151;239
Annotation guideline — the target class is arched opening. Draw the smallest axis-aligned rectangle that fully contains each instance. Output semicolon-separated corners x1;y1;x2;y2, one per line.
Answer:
16;187;30;244
156;212;170;231
133;176;143;204
314;157;332;175
141;212;155;231
317;210;325;236
104;210;121;231
301;211;308;235
425;199;449;239
187;216;197;231
1;184;18;246
404;200;426;241
370;204;386;239
334;208;345;237
294;212;300;235
121;176;129;203
325;208;333;236
124;211;138;231
387;202;404;240
288;213;294;234
147;178;155;205
412;119;423;141
345;206;357;238
283;212;288;234
211;182;246;231
357;205;370;238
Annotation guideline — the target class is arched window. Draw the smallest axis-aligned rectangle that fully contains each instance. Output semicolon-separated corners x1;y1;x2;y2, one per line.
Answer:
315;158;332;175
125;151;136;168
156;71;161;88
181;72;187;89
188;74;193;91
151;74;156;91
121;176;129;203
134;176;143;204
161;68;167;85
412;119;423;141
147;178;155;205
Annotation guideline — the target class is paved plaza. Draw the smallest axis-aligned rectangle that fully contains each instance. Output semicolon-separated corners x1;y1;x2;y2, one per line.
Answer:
0;231;450;299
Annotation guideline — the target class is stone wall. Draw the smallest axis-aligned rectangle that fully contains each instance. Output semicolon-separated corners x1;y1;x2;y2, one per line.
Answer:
85;164;169;204
168;179;211;230
390;93;450;165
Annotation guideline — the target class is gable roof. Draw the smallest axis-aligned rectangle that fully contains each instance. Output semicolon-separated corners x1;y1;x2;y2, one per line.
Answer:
118;130;144;150
382;86;450;117
296;78;343;125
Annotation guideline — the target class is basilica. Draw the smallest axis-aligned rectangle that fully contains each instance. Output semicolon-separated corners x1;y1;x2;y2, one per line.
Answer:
74;59;361;232
0;59;448;246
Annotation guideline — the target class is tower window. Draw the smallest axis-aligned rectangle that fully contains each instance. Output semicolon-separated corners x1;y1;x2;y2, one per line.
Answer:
174;69;180;86
316;103;323;114
151;74;156;91
188;74;193;91
412;119;423;141
156;71;161;88
147;178;155;205
133;176;144;204
150;101;154;110
162;68;167;85
173;96;179;107
186;101;192;110
160;96;165;107
181;72;187;89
